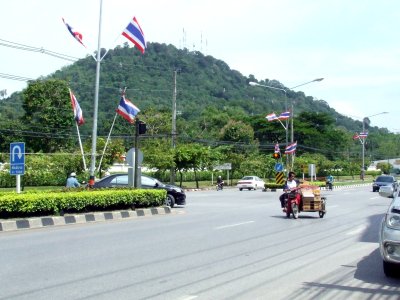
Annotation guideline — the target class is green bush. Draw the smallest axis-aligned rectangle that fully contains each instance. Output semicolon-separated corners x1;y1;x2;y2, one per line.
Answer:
0;188;166;219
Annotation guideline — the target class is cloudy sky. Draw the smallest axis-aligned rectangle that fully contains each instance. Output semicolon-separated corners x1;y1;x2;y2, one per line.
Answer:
1;0;399;132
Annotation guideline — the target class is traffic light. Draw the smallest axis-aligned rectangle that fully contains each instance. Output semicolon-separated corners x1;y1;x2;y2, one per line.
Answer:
272;152;281;159
138;121;147;135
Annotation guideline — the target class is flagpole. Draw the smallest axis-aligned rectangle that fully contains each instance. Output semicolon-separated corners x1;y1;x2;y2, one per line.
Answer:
75;121;87;170
97;113;118;173
88;0;103;186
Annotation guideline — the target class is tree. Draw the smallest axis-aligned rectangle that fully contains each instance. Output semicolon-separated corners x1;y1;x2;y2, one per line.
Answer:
22;79;75;152
174;143;216;188
376;162;391;174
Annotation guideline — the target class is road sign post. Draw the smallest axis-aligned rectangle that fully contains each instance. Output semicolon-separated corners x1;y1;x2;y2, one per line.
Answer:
10;142;25;193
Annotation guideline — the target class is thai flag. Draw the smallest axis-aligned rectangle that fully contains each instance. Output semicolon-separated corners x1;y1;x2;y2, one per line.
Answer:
122;16;146;54
116;95;140;124
274;143;280;153
62;18;86;48
278;111;291;120
285;141;297;154
359;132;368;138
69;89;84;126
266;113;278;122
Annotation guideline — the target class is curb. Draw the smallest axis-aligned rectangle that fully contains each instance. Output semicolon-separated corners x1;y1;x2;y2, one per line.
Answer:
0;206;171;232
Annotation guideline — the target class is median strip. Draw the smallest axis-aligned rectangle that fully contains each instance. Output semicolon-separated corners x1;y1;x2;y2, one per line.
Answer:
0;206;171;232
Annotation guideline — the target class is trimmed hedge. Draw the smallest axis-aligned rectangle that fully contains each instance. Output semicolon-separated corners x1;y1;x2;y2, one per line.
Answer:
0;188;166;219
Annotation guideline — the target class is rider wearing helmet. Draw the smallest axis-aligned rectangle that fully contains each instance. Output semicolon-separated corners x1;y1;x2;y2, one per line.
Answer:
66;172;81;188
217;175;224;189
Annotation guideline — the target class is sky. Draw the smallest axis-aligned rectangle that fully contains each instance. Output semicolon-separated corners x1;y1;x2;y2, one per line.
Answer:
1;0;399;132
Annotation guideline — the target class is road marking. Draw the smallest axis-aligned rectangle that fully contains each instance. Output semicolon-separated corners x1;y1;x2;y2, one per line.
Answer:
346;225;367;235
215;221;255;230
370;196;380;200
177;296;198;300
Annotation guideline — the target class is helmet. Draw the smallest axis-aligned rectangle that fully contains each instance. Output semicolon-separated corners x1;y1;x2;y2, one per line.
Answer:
70;172;77;177
218;176;222;179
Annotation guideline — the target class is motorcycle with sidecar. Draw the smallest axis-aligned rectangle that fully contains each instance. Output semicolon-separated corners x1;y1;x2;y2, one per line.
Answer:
283;185;326;219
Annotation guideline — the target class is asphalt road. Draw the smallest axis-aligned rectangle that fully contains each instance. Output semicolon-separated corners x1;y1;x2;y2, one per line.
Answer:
0;186;399;299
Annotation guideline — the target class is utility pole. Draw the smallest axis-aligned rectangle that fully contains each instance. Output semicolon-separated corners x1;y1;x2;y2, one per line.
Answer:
134;118;140;188
170;70;177;184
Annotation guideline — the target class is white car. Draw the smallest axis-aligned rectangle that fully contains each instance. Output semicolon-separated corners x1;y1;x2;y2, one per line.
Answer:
237;176;265;191
378;185;400;277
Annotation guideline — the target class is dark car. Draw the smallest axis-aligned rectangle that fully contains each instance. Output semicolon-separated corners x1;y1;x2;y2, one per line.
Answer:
93;174;186;207
372;175;398;193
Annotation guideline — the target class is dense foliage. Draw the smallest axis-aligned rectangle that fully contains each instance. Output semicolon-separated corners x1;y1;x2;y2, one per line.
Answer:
0;42;399;183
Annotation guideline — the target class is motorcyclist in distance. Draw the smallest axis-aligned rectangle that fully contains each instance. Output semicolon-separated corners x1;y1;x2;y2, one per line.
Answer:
326;174;334;190
217;175;224;190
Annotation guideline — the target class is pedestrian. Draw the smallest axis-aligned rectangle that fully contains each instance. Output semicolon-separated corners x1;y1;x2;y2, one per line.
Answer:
66;172;80;188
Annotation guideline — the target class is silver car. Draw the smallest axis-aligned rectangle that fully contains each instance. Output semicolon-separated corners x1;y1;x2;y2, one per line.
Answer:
378;185;400;277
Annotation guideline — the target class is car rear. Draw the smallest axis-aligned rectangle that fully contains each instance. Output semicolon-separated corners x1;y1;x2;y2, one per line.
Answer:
237;177;256;191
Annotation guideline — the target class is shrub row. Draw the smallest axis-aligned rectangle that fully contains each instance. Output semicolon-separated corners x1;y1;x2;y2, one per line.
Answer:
0;188;166;219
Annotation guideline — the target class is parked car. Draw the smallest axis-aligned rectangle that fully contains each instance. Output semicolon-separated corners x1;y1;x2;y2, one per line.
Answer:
93;174;186;208
372;175;398;193
378;185;400;277
237;176;265;191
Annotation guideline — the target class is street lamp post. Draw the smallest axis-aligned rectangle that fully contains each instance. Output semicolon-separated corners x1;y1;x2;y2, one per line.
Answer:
249;81;289;147
249;78;323;170
361;112;388;179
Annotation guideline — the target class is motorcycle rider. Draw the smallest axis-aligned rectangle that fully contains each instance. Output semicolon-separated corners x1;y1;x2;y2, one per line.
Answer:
326;174;334;190
217;175;224;190
279;171;300;212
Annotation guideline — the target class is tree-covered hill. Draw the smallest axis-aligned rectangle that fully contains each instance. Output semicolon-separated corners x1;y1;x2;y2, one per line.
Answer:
0;42;398;165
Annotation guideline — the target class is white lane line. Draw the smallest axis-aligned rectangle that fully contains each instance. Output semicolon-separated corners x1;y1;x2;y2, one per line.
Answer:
215;221;255;230
346;225;367;235
177;296;198;300
370;197;380;200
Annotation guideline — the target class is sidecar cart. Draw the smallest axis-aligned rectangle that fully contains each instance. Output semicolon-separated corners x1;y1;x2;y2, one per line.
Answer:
300;185;327;218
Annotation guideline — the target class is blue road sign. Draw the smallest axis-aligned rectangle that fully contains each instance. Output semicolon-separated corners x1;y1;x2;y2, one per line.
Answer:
274;162;283;172
10;142;25;175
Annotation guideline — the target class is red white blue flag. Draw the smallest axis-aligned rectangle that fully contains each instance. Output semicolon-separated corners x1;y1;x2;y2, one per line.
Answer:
285;141;297;154
278;111;291;120
122;16;146;54
266;113;278;122
69;89;84;126
274;143;280;153
116;95;140;124
359;132;368;138
62;18;86;48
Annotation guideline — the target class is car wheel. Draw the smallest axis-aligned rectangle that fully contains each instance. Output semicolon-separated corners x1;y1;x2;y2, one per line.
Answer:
383;261;400;277
165;194;175;208
239;188;243;191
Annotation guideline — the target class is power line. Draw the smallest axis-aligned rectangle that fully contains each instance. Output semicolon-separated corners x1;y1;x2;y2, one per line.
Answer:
0;38;80;62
